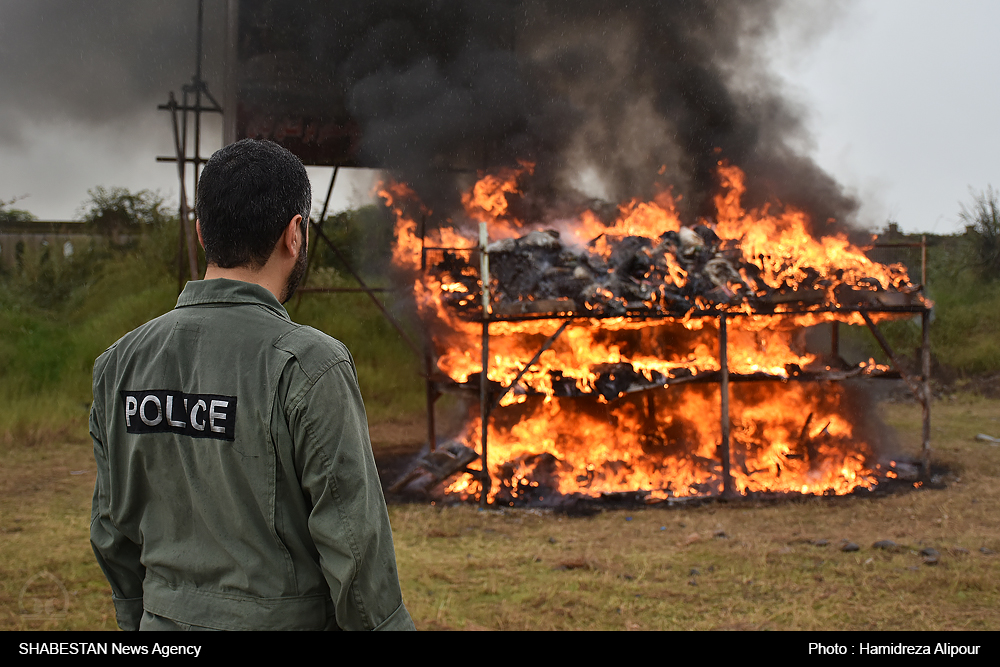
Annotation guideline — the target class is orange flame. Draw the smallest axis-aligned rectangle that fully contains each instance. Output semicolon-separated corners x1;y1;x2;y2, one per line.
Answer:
385;163;920;502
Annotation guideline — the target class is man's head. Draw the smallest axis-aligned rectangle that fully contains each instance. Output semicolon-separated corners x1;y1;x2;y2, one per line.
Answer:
197;139;312;273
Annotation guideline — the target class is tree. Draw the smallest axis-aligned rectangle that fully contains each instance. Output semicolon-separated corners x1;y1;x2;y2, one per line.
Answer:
959;186;1000;280
0;196;37;225
78;187;166;236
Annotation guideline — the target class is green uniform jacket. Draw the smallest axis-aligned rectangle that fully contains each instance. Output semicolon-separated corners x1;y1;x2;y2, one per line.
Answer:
90;279;414;631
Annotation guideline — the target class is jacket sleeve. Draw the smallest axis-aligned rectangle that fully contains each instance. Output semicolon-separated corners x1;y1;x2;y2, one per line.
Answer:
89;383;146;631
287;357;415;631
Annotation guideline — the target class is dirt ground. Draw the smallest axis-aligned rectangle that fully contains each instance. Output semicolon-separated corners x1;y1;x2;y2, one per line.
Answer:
1;395;998;630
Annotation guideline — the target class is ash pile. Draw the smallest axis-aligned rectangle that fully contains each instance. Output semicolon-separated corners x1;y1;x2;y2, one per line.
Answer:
432;226;919;319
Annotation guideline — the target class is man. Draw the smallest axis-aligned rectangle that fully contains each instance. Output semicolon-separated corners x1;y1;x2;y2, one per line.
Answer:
89;139;414;631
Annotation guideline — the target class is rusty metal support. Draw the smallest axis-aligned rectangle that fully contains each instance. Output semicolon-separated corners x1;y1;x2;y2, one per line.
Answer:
479;222;491;506
167;93;200;285
859;310;922;398
311;221;422;359
419;211;437;452
719;314;734;498
488;321;571;416
158;0;224;291
921;309;932;478
300;166;339;293
425;347;439;453
921;235;927;288
296;287;391;293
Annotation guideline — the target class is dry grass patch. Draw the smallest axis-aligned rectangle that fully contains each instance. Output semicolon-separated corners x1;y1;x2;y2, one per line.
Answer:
1;397;998;630
0;429;116;630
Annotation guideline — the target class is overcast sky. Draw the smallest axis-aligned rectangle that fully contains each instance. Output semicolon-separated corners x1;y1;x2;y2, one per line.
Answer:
1;0;997;234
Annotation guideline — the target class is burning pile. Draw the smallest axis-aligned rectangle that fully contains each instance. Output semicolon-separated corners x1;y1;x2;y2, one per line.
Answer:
383;163;929;505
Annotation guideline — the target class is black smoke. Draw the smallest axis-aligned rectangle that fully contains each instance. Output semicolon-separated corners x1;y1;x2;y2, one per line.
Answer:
331;0;859;230
0;0;858;230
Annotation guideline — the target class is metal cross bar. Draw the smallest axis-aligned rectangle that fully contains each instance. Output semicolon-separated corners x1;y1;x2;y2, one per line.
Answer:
859;310;922;398
488;321;572;417
310;220;422;359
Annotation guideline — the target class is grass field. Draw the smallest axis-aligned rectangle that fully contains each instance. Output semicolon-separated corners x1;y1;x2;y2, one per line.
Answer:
2;214;999;631
2;396;998;631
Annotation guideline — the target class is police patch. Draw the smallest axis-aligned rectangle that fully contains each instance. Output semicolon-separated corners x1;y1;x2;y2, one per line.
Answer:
121;390;237;441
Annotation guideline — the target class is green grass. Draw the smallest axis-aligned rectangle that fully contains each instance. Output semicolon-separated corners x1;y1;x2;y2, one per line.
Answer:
834;232;1000;375
0;216;425;435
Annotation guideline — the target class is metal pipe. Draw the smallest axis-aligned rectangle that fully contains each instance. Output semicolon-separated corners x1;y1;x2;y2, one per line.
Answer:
921;235;927;288
479;222;491;506
921;309;932;479
300;166;338;295
168;94;199;283
488;321;571;416
425;347;438;453
192;0;204;206
719;314;733;498
420;214;428;272
644;391;656;433
422;213;436;452
860;310;922;398
310;221;422;359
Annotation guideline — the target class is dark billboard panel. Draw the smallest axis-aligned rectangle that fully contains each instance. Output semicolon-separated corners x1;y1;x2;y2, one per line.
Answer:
225;0;362;166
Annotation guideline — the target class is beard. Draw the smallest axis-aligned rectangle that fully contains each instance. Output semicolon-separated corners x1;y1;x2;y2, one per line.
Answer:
280;243;308;304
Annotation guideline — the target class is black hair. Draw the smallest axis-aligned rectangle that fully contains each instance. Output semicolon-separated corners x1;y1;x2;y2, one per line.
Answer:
196;139;312;269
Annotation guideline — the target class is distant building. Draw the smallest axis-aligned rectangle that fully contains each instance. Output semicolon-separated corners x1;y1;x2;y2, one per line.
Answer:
0;221;97;271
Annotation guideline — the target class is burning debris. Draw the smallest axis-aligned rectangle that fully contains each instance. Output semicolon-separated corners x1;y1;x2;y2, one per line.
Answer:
425;164;922;323
438;221;920;321
383;163;932;506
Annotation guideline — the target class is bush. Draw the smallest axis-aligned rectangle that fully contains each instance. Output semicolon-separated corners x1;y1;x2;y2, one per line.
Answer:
959;186;1000;280
309;204;394;282
0;199;37;225
77;187;167;240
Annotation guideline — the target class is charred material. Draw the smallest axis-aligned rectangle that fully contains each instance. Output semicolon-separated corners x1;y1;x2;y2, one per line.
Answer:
428;226;920;321
389;440;480;495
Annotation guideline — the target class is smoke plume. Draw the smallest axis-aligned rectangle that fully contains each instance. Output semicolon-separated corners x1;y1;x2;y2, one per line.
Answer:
0;0;857;229
336;0;858;230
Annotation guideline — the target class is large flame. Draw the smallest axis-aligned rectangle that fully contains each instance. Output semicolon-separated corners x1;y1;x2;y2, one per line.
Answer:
446;385;877;503
383;163;920;502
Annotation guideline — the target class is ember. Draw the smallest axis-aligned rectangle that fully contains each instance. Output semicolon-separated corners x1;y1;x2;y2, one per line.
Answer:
384;163;931;505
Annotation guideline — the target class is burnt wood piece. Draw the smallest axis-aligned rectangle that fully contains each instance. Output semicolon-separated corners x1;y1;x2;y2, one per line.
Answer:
388;440;480;494
591;363;643;401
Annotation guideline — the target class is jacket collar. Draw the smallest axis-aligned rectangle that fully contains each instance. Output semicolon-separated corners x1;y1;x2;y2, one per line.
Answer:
175;278;291;322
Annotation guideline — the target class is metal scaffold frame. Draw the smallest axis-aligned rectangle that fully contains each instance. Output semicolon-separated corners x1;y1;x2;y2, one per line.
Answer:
157;0;223;292
419;229;932;505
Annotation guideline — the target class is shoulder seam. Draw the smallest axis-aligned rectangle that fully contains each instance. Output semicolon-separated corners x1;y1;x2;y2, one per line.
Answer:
285;357;353;413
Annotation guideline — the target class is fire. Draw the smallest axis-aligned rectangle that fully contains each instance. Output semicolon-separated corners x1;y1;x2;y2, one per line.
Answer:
714;163;909;297
382;162;923;503
446;384;876;503
461;160;534;225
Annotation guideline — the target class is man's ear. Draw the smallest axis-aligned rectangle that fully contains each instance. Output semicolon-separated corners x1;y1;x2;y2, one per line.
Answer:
283;215;304;257
195;220;205;249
